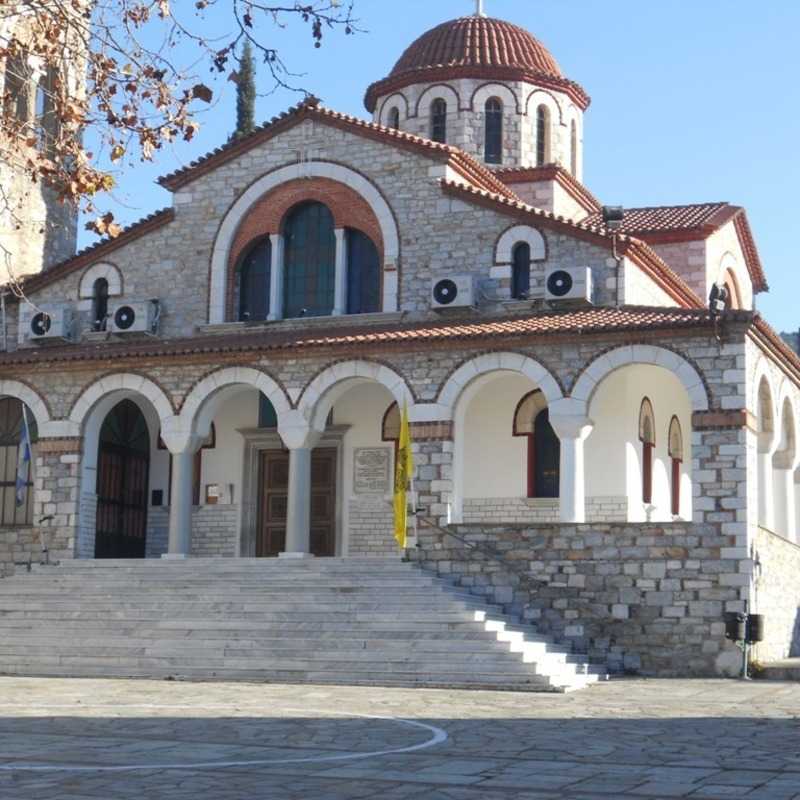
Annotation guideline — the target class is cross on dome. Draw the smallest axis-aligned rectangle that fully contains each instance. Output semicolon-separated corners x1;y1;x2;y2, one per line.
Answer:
475;0;486;17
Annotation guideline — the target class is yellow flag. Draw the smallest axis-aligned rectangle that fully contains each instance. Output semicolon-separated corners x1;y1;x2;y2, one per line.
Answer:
393;402;414;549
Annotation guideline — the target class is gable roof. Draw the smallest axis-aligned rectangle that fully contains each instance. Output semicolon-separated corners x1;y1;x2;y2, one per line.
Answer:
583;202;767;292
0;306;730;369
441;180;704;308
5;209;175;302
158;97;517;200
493;163;601;216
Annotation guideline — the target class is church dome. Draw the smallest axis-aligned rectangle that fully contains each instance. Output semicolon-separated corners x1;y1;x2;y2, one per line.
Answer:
364;15;589;112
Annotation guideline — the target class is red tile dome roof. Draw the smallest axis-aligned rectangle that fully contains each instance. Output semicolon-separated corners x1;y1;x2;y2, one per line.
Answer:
365;16;589;112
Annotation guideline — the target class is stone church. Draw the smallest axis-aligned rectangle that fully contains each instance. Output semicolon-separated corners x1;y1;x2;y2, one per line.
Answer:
0;7;798;680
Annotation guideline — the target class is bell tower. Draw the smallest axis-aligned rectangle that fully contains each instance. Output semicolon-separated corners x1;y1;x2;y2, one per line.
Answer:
0;7;85;284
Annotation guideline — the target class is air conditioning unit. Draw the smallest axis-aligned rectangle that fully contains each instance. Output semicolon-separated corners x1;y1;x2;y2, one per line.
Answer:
21;304;75;343
108;299;160;336
544;267;593;304
431;275;475;309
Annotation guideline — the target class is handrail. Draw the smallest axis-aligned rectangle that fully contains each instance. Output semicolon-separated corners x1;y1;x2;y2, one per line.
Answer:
413;513;547;591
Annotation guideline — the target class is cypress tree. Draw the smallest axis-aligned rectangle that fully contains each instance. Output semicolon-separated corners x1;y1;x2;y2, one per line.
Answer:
233;41;256;140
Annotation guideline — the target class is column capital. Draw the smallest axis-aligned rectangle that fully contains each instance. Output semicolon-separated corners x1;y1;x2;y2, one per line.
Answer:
278;409;325;450
549;414;593;441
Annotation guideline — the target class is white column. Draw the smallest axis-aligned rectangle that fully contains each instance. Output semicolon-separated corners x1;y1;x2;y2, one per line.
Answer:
758;432;776;531
333;227;347;316
165;449;195;558
268;233;284;321
278;416;323;558
550;414;594;523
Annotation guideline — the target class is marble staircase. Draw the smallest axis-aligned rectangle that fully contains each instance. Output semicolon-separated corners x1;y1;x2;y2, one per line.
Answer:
0;558;607;692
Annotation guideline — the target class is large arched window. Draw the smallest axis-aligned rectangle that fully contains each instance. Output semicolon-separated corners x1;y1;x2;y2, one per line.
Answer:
511;242;532;300
668;416;683;516
484;97;503;164
283;202;336;319
513;390;560;498
388;106;400;130
346;229;381;315
570;119;578;176
237;238;272;322
0;398;37;527
536;104;550;167
431;98;447;143
92;278;109;331
639;398;656;505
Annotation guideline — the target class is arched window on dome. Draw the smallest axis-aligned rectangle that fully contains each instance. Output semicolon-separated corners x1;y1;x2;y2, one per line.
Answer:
91;277;109;331
513;390;560;498
536;104;550;167
668;416;683;516
570;119;578;177
484;97;503;164
237;237;272;322
430;98;447;144
388;106;400;130
511;242;531;300
283;201;336;319
0;398;38;527
639;398;656;505
346;229;381;315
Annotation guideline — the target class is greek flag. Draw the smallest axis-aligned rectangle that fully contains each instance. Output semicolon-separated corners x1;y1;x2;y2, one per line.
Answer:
15;405;32;508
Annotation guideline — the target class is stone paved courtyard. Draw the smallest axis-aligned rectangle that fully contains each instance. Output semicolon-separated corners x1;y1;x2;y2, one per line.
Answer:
1;677;799;799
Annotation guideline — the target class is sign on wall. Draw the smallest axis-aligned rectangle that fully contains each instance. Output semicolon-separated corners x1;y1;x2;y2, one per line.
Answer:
353;447;392;495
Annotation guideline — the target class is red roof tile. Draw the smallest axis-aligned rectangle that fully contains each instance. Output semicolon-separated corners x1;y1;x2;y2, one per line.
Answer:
158;97;517;200
583;203;767;293
0;307;729;367
364;16;590;112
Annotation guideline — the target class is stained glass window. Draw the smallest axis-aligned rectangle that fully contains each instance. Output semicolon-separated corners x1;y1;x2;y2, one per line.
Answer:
283;202;336;319
347;229;381;315
238;238;271;322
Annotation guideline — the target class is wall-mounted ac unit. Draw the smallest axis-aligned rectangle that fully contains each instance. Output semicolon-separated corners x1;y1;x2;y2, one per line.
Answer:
544;267;593;304
21;304;75;343
108;299;160;335
431;276;474;309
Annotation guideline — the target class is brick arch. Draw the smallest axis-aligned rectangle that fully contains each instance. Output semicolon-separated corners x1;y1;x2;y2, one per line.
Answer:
225;178;385;321
209;161;401;324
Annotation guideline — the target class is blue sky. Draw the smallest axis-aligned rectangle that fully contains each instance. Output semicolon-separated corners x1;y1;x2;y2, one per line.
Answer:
82;0;800;332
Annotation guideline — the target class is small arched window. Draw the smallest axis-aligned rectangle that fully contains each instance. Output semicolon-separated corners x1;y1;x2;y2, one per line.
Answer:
511;242;532;300
35;65;59;154
513;390;560;498
238;238;271;322
639;398;656;505
431;98;447;143
346;229;381;315
570;119;578;176
92;277;109;331
484;98;503;164
0;398;37;526
388;107;400;130
668;416;683;516
283;202;336;319
536;104;550;167
723;269;742;310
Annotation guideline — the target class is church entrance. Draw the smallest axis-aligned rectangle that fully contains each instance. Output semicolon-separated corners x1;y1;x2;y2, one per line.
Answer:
94;399;150;558
256;448;337;557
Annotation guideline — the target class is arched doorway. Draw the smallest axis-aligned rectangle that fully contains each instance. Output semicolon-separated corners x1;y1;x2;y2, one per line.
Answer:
95;399;150;558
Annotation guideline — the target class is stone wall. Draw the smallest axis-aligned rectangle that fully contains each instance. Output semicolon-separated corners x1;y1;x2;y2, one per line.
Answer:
348;497;396;556
190;505;239;558
752;527;800;663
414;521;746;677
146;507;169;559
462;496;629;524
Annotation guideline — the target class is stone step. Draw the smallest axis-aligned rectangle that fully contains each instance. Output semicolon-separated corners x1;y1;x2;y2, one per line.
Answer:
1;559;608;691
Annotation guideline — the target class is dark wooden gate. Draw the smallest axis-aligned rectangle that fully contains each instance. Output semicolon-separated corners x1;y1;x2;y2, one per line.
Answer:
95;399;150;558
256;448;337;558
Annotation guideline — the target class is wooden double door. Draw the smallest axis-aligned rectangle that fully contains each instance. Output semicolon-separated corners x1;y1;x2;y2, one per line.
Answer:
257;448;337;557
